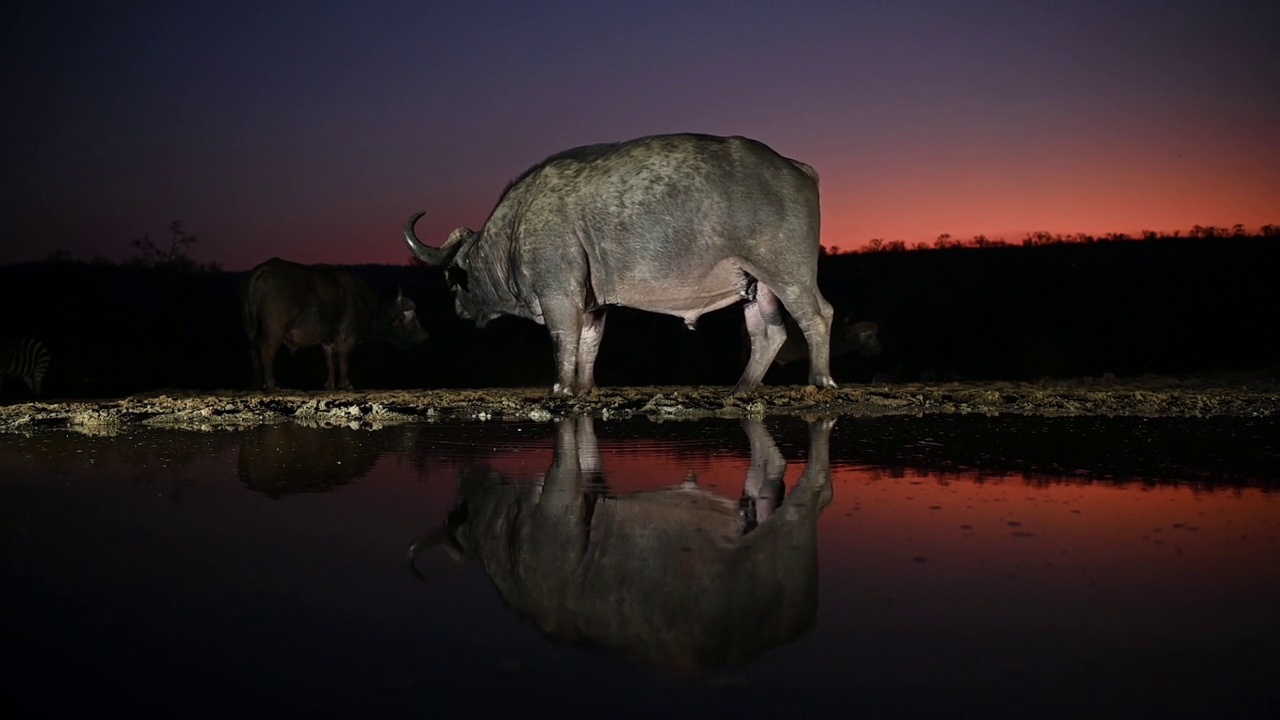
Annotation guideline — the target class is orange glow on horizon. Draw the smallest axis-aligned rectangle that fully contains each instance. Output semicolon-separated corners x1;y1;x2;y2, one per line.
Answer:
820;466;1280;599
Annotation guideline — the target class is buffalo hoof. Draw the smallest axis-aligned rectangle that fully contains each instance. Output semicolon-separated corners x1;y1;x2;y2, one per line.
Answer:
810;375;838;390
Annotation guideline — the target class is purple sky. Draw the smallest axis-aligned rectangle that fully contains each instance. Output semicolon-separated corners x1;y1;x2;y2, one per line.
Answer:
4;0;1278;270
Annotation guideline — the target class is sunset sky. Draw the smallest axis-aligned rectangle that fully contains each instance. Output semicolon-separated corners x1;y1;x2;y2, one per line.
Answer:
4;0;1277;270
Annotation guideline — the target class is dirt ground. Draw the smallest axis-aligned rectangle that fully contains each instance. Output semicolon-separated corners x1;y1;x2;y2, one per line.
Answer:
2;371;1278;434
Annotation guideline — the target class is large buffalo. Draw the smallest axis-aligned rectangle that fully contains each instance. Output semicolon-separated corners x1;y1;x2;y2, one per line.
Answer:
240;257;427;391
404;133;837;397
406;416;835;668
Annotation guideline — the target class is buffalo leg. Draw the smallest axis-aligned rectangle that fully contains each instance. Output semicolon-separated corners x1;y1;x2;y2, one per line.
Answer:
575;415;602;476
525;418;592;571
258;339;282;392
542;297;586;397
776;286;836;389
249;348;262;390
321;343;337;391
575;309;607;394
335;339;355;391
741;419;788;526
792;416;836;512
733;283;788;395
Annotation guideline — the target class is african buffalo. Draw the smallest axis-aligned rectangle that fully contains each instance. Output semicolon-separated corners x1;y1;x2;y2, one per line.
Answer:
406;416;835;668
240;257;427;391
236;423;383;498
404;133;837;397
769;315;881;368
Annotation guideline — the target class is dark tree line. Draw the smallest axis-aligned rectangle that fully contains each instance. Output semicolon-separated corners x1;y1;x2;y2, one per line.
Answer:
822;223;1279;255
2;225;1277;399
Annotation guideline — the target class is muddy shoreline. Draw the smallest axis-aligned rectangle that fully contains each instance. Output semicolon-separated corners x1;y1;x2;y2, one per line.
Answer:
2;372;1278;434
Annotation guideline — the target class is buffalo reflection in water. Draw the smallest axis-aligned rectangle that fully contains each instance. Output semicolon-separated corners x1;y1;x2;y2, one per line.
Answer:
236;424;383;498
407;416;835;668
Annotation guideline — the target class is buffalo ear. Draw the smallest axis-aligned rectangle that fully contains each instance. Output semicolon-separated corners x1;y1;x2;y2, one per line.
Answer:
446;265;470;291
405;526;446;579
431;226;477;267
447;227;477;251
443;541;467;565
395;287;414;310
404;524;469;578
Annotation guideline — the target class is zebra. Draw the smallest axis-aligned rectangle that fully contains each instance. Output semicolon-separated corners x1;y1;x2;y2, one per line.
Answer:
0;337;51;398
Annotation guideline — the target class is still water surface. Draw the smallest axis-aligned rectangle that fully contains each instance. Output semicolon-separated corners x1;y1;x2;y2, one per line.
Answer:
4;415;1278;717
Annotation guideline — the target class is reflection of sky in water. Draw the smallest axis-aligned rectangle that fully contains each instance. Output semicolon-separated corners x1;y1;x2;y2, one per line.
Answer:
3;418;1278;716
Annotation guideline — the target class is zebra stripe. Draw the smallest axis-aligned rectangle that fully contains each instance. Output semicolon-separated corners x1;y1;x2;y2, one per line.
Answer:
0;337;52;397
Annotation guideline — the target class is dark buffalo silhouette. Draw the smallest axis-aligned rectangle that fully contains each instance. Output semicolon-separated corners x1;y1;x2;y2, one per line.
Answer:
404;133;838;397
240;257;427;391
407;415;835;668
768;314;881;369
236;423;382;498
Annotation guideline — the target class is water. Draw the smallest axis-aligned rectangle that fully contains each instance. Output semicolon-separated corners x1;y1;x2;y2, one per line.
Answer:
4;416;1278;718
